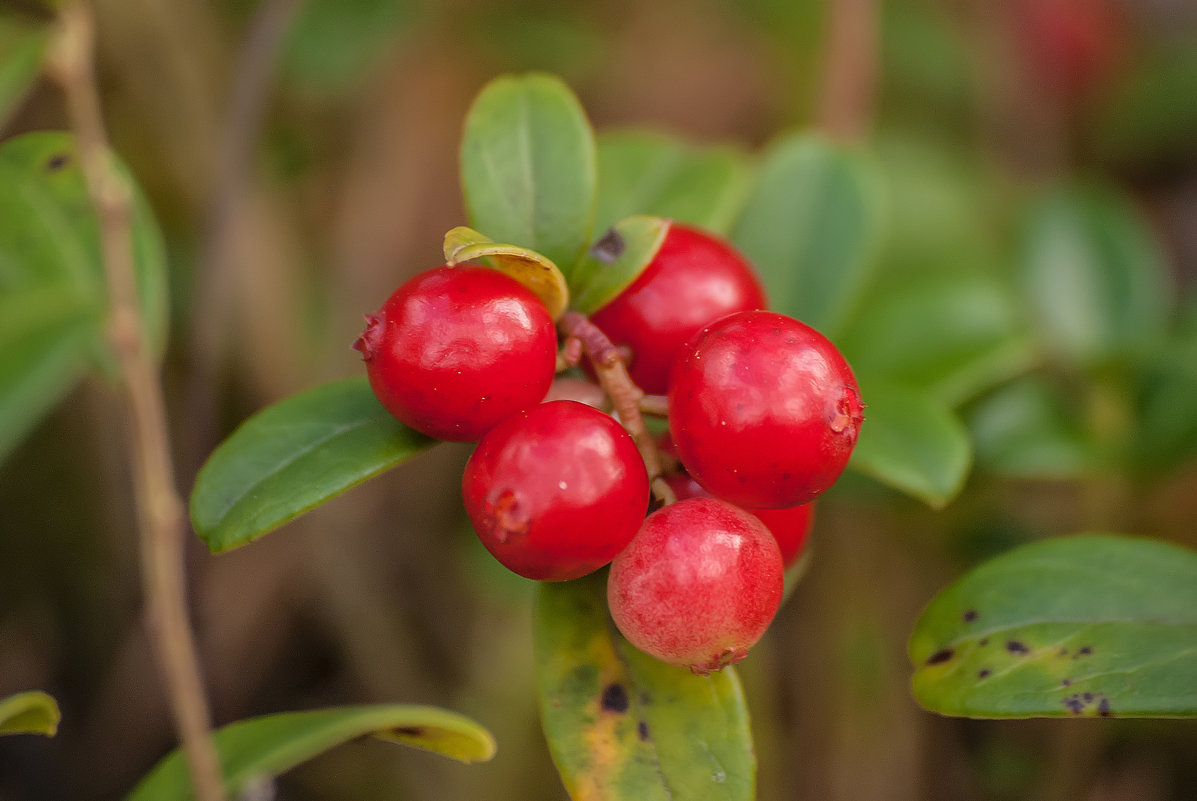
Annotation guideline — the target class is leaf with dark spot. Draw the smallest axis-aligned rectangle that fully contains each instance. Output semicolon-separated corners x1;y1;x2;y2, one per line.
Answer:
535;573;754;800
925;648;954;666
601;683;629;714
590;228;625;263
910;534;1197;718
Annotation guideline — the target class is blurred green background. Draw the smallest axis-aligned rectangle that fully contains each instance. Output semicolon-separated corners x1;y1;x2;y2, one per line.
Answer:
1;0;1195;798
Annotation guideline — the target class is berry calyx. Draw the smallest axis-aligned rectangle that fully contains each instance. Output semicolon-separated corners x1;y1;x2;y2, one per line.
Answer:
589;223;767;395
662;472;814;568
607;497;783;674
354;265;557;441
462;400;650;581
668;310;864;509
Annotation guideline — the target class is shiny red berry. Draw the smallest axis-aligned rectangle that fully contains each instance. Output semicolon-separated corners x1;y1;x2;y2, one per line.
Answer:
607;497;783;674
589;222;767;394
354;265;557;441
668;310;864;509
462;400;649;581
663;472;814;568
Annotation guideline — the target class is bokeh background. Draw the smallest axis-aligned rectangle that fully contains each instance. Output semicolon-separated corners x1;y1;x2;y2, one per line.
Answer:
1;0;1196;799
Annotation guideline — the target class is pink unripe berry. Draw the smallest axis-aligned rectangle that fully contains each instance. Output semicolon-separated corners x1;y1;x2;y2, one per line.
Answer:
607;497;784;674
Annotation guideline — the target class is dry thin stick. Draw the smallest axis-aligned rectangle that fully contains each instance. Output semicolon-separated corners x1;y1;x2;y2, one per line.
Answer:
559;312;675;506
50;6;226;801
814;0;878;142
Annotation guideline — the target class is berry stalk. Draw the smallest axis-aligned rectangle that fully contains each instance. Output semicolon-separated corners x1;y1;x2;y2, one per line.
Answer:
558;312;675;507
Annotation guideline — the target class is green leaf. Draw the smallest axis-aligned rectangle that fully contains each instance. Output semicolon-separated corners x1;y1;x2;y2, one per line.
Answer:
839;271;1038;407
535;574;754;801
967;376;1100;479
460;73;597;274
1130;298;1197;475
910;534;1197;718
0;690;60;737
0;11;48;129
0;286;94;462
125;704;496;801
442;225;570;318
731;133;882;337
190;377;435;553
567;215;669;315
0;132;167;461
594;131;751;235
849;381;971;508
1017;184;1170;370
280;0;414;92
0;131;169;368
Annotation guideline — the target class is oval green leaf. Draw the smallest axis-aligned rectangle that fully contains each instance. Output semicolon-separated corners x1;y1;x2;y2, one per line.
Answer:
0;287;94;463
0;690;60;737
0;11;48;128
848;380;972;508
567;215;669;315
460;72;597;275
0;131;169;373
190;377;435;552
125;704;496;801
594;130;751;235
838;271;1038;407
731;133;882;337
443;225;569;318
1017;183;1170;371
535;573;754;801
910;533;1197;718
966;376;1101;479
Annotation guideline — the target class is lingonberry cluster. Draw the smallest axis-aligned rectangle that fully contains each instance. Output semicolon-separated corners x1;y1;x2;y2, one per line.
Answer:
355;221;863;674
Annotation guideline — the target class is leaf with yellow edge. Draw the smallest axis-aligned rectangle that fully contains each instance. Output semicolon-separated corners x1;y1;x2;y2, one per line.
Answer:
443;226;570;319
125;704;496;801
0;690;60;737
535;573;754;801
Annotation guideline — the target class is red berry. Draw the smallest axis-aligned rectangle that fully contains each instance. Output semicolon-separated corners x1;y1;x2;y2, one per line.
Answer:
668;310;863;508
354;265;557;441
607;497;783;674
589;223;767;394
462;400;649;581
663;472;814;568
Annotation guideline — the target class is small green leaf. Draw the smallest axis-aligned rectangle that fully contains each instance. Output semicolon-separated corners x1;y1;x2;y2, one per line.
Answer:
731;133;882;337
0;11;48;129
0;131;169;370
1131;300;1197;474
125;704;496;801
0;690;60;737
280;0;414;92
839;271;1038;407
967;376;1100;479
190;377;435;552
910;534;1197;718
0;286;94;462
535;574;754;801
567;215;669;315
849;381;971;507
594;131;750;235
460;73;596;274
442;226;570;318
1017;184;1170;370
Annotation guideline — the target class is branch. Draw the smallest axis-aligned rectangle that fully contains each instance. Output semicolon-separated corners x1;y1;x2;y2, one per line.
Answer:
49;5;226;801
815;0;879;142
559;312;676;507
